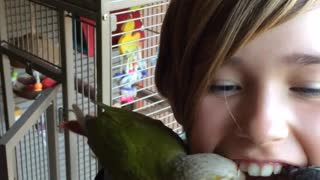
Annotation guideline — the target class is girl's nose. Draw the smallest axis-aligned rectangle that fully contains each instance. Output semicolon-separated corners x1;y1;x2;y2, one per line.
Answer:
236;86;290;146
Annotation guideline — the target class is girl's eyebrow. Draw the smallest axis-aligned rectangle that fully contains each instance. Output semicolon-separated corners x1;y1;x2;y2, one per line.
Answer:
285;53;320;66
228;53;320;66
226;56;242;65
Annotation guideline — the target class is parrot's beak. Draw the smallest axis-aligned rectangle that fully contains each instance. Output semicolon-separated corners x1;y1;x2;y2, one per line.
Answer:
72;104;87;133
58;104;93;137
59;121;87;136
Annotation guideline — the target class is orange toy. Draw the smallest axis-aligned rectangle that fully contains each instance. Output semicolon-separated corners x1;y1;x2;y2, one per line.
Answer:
34;83;43;91
33;71;43;92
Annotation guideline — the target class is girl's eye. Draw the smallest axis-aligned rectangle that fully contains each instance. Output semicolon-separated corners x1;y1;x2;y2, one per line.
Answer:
209;83;242;96
291;87;320;97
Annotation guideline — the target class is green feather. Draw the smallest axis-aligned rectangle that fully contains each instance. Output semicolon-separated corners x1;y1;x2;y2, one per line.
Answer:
74;103;244;180
86;104;186;180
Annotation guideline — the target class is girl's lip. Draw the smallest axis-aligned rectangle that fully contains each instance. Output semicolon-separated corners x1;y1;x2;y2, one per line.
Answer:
233;158;306;178
232;158;302;167
246;175;289;180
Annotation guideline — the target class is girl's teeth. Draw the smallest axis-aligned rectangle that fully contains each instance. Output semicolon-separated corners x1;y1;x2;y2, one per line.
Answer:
248;163;260;176
239;162;283;177
273;164;282;175
261;164;273;176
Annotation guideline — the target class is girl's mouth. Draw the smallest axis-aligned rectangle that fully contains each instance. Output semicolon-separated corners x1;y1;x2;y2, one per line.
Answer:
245;175;289;180
238;161;283;176
235;161;299;180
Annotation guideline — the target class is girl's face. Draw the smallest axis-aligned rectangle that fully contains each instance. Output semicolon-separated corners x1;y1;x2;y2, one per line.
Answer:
189;8;320;180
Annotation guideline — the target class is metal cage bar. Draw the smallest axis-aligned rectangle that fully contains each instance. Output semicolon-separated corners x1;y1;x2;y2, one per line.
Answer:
0;86;60;180
3;0;61;66
60;11;79;180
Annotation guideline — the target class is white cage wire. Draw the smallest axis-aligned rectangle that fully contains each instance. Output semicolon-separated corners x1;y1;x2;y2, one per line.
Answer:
109;1;182;133
4;0;61;66
14;115;49;180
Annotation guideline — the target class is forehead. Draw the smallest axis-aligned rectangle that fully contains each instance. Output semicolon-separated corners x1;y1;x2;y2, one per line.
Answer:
234;8;320;61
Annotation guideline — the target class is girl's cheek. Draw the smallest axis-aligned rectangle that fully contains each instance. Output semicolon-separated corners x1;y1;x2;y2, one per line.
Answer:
291;105;320;165
291;103;320;133
188;96;233;153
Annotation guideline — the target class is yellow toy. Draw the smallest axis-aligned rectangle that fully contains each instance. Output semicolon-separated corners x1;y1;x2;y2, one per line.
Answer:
117;20;147;104
118;21;141;55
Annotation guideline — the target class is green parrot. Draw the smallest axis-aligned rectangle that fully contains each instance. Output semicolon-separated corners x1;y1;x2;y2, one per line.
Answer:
60;103;245;180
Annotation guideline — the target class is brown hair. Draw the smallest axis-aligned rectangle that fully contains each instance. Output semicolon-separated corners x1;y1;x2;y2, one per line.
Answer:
155;0;317;132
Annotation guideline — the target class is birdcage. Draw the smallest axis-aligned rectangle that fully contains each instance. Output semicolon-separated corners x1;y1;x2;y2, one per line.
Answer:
0;1;63;180
0;0;181;180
